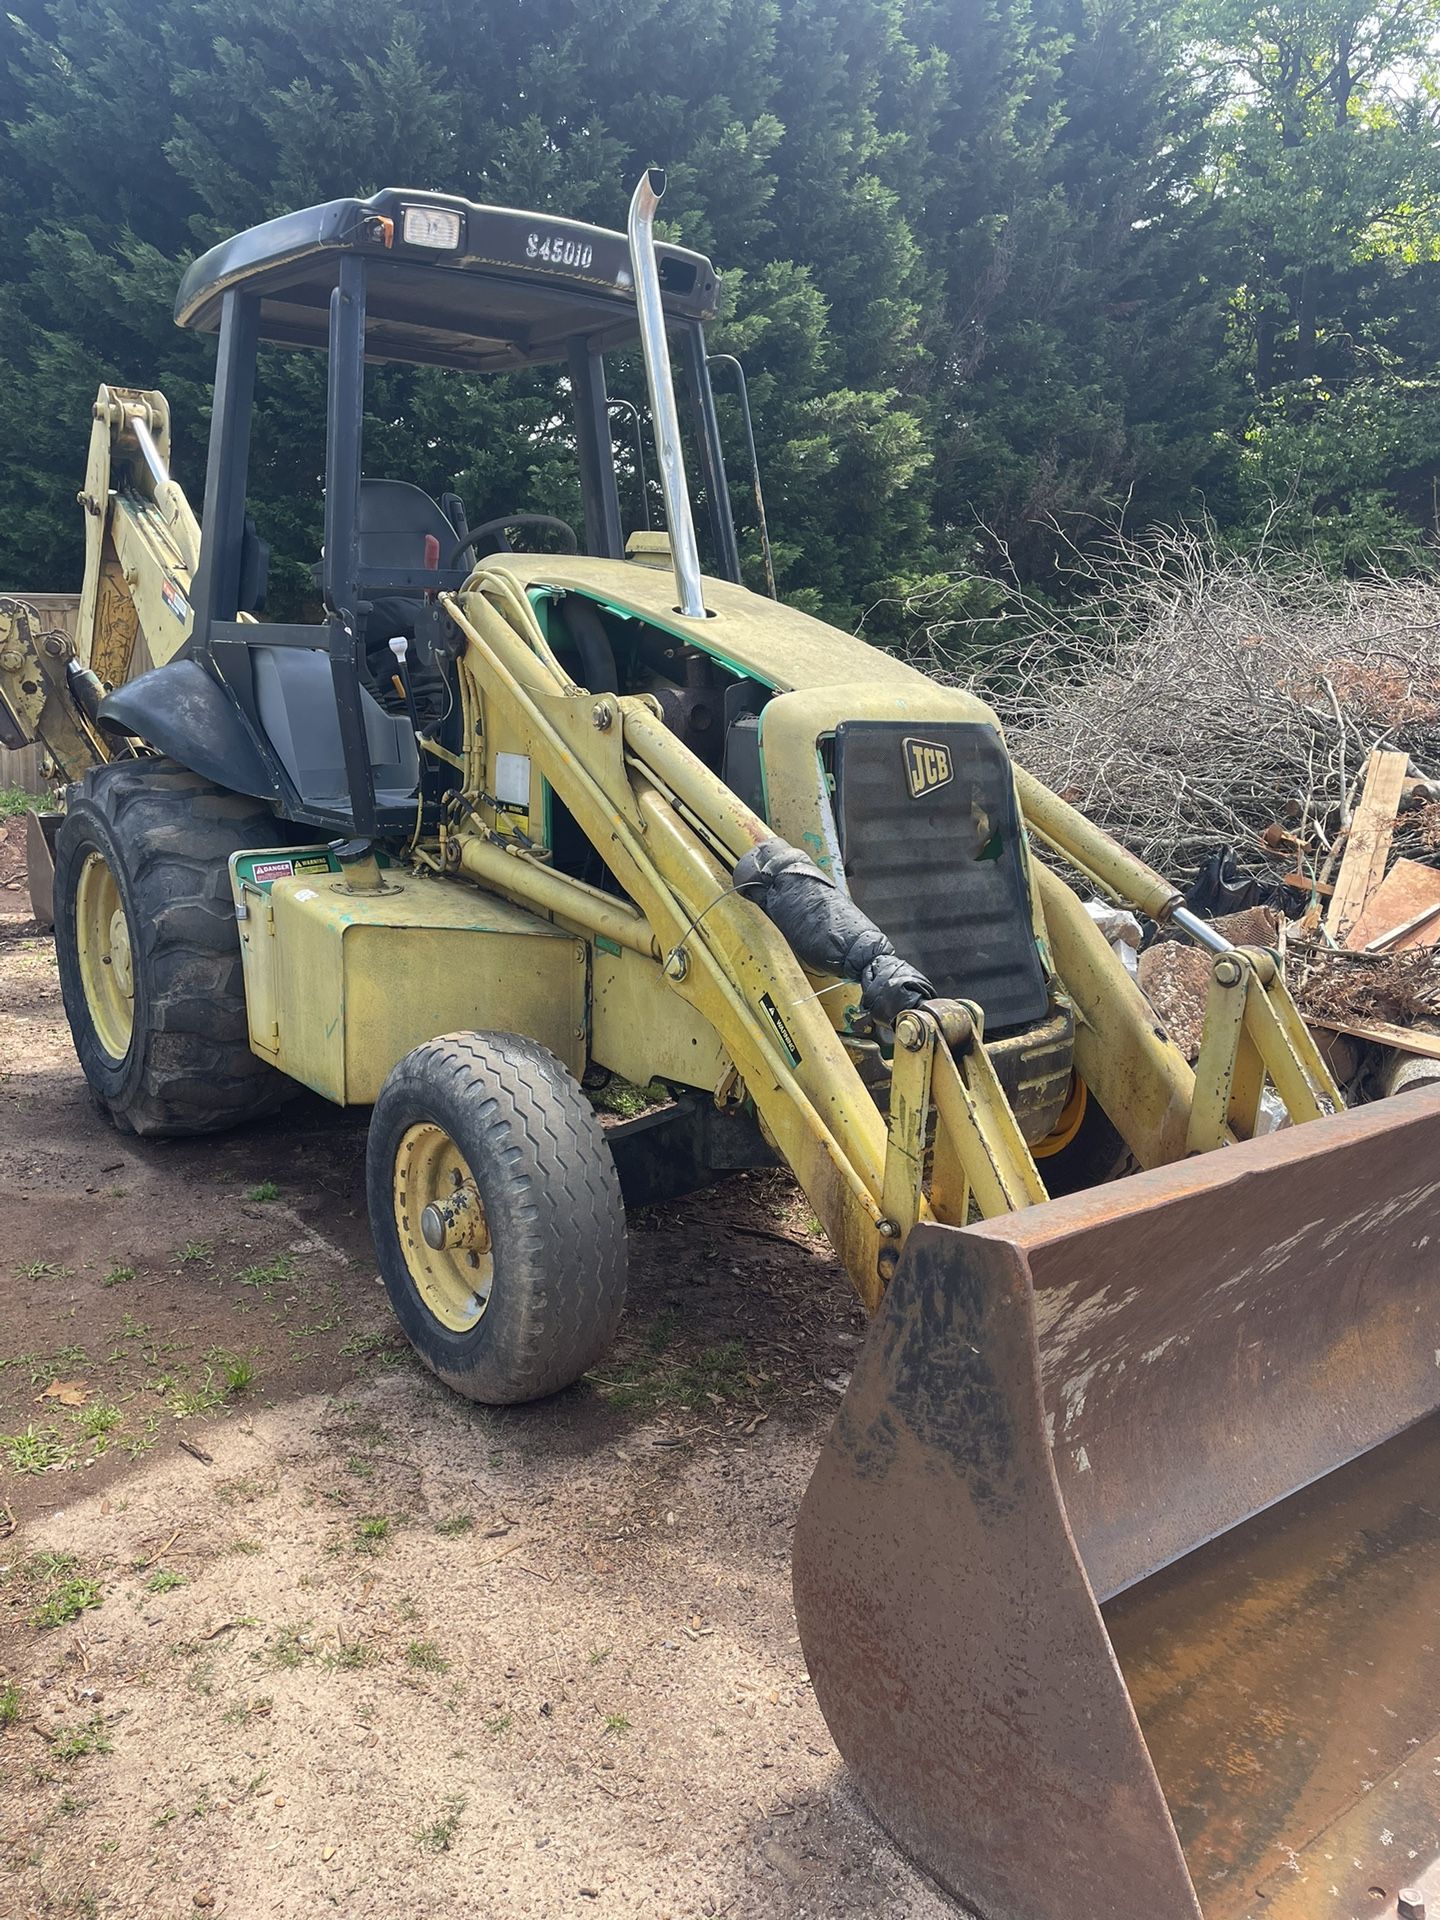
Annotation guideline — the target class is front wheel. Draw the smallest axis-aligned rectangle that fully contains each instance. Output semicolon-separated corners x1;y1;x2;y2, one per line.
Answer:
367;1032;628;1403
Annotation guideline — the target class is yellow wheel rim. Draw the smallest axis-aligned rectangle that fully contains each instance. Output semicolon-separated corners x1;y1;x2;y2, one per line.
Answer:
1033;1074;1088;1159
75;850;135;1061
392;1122;494;1333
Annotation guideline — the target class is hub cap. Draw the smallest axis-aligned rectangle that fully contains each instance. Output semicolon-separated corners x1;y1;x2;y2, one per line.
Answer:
75;851;135;1060
392;1122;494;1332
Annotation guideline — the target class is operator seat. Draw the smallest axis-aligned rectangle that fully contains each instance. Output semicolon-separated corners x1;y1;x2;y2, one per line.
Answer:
355;478;458;659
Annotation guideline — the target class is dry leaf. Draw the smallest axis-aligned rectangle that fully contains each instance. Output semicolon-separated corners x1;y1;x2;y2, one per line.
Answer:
39;1379;88;1406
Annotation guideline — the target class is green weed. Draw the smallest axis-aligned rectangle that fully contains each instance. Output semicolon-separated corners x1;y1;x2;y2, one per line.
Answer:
33;1573;102;1630
353;1515;391;1554
246;1180;279;1203
71;1402;123;1450
144;1569;188;1594
101;1264;135;1288
0;1426;71;1474
414;1793;466;1851
0;1681;21;1725
52;1717;112;1761
405;1640;450;1673
434;1513;473;1536
236;1254;297;1297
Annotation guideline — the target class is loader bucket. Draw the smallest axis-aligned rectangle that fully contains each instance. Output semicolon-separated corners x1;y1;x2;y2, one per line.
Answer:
793;1084;1440;1920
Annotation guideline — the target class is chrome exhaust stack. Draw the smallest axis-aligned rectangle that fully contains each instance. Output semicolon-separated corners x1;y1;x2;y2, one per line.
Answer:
626;169;708;618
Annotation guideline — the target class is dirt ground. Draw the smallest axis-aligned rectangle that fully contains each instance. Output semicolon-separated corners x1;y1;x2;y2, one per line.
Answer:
0;815;955;1920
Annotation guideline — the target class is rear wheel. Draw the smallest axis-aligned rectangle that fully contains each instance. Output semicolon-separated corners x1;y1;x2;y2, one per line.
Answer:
55;758;290;1136
368;1032;627;1403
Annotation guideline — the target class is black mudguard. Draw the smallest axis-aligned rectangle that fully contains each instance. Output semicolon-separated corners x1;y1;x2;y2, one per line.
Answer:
98;660;274;802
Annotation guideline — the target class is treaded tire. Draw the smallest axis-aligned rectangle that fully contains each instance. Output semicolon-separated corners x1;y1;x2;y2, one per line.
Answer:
368;1032;628;1404
54;757;291;1137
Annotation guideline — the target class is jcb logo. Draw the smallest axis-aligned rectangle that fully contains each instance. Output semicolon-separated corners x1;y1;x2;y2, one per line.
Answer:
903;737;953;800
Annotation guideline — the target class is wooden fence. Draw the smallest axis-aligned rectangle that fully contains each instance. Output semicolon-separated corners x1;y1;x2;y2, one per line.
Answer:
1;594;81;796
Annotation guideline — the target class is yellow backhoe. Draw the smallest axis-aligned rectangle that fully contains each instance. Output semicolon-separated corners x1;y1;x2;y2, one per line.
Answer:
6;171;1440;1920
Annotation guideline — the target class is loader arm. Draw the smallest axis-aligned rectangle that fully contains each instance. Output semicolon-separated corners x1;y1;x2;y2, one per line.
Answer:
439;573;1340;1313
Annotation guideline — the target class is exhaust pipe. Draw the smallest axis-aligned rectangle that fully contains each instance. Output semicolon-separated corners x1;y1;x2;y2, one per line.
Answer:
626;169;708;619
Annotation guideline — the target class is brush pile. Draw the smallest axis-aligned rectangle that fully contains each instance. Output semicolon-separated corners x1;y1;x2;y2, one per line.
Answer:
908;524;1440;892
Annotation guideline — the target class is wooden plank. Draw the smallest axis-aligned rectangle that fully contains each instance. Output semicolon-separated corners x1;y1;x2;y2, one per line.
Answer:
1306;1012;1440;1060
1324;750;1410;942
0;743;44;797
1345;856;1440;951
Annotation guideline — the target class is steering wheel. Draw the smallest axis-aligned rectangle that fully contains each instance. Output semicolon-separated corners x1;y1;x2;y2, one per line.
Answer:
447;513;580;568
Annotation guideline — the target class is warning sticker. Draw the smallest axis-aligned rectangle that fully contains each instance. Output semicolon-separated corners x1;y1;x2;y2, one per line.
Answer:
161;578;191;623
760;992;802;1067
251;858;296;883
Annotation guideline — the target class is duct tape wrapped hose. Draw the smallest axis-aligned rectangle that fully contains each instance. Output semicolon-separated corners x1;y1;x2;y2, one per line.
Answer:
733;837;933;1025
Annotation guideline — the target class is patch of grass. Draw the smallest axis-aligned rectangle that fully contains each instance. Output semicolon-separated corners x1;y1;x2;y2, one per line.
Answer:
179;1241;213;1265
0;1681;22;1726
0;784;33;819
0;1425;72;1474
434;1512;473;1536
405;1640;450;1674
603;1713;632;1737
353;1515;391;1555
220;1695;272;1726
594;1333;751;1415
52;1717;112;1761
121;1417;160;1462
483;1712;512;1736
144;1568;188;1594
31;1572;101;1630
414;1793;466;1852
269;1622;316;1669
101;1263;135;1288
337;1325;407;1370
588;1646;612;1667
71;1402;123;1450
246;1180;279;1203
168;1369;226;1418
153;1805;178;1827
15;1259;72;1282
323;1638;379;1671
11;1343;90;1388
216;1351;257;1396
590;1077;669;1119
186;1657;216;1696
235;1253;297;1298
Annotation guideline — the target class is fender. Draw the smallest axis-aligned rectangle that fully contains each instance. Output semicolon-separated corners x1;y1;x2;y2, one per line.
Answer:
97;659;275;801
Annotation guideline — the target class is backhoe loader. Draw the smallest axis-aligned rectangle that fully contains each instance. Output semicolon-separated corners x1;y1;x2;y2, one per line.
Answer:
9;171;1440;1920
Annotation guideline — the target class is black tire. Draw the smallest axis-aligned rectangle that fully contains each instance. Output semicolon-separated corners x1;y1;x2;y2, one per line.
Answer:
54;758;291;1137
1034;1081;1131;1198
368;1031;627;1404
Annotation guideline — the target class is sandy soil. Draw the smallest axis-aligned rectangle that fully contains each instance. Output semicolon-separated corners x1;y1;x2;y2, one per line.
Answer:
0;821;955;1920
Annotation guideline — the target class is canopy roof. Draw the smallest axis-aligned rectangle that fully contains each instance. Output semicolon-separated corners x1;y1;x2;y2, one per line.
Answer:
174;188;721;372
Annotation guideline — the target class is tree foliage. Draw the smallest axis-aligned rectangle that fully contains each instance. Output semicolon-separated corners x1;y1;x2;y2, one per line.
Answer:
0;0;1438;628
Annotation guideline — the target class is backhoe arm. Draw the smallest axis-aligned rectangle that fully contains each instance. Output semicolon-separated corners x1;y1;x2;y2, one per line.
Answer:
77;385;198;686
0;386;199;785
